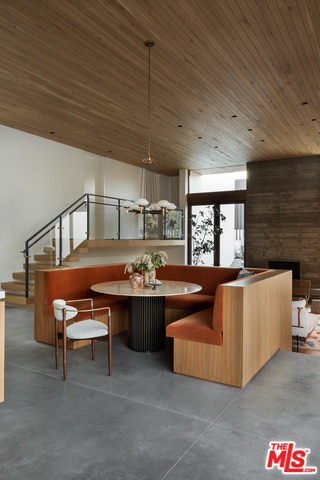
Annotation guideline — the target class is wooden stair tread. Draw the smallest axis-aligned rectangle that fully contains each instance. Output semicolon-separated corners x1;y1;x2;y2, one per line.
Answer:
1;281;35;292
34;254;56;261
43;246;56;254
13;272;35;281
24;263;56;270
5;293;34;305
73;247;88;253
32;256;80;264
63;256;80;262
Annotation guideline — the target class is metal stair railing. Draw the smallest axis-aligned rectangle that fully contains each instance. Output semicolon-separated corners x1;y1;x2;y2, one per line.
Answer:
22;193;184;299
22;193;125;298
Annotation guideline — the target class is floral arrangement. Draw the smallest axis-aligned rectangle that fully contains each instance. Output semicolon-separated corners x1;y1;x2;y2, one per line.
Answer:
124;251;168;274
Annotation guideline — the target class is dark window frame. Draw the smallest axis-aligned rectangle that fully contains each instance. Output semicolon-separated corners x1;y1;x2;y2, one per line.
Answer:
187;190;246;265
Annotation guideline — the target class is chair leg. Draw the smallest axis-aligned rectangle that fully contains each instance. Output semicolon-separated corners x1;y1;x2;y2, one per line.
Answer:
91;339;95;360
108;333;112;376
108;311;112;376
55;320;59;369
63;329;67;381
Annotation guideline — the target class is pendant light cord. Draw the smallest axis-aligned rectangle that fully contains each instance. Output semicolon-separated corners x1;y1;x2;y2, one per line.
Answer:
144;40;154;165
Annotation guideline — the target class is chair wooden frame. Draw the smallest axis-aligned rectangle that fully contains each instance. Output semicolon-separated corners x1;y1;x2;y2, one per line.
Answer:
53;298;112;380
292;279;311;302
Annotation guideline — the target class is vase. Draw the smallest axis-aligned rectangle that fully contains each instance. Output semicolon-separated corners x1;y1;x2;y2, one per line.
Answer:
129;273;143;289
143;270;156;284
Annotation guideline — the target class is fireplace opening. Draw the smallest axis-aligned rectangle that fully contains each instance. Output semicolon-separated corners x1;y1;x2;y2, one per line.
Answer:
269;261;300;279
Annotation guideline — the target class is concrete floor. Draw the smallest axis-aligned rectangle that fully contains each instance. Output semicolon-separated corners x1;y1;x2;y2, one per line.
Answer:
1;304;320;479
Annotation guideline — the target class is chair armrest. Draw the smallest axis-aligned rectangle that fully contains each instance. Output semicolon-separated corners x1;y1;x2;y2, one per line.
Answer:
66;298;94;309
77;306;112;329
75;306;111;315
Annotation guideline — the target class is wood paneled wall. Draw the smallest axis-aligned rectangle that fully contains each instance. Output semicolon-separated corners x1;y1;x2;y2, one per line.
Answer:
246;156;320;287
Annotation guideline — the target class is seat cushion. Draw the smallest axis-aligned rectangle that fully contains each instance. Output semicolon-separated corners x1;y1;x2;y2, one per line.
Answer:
166;307;222;345
67;320;108;339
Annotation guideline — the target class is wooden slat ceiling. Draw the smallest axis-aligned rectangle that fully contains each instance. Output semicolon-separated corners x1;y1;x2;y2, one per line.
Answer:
0;0;320;176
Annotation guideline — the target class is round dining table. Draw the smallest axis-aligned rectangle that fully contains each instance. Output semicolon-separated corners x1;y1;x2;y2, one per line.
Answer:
91;280;202;352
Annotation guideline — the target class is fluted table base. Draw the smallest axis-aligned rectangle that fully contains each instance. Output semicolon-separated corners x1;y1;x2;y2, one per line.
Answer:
128;296;165;352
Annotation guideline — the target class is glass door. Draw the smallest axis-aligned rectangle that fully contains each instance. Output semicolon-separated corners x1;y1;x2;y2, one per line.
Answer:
188;190;246;266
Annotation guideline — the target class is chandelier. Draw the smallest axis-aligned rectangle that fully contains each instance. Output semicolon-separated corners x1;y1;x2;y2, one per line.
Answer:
123;40;176;214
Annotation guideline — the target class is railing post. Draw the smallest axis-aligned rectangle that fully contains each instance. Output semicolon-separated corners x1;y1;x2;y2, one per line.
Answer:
143;212;146;240
163;210;167;239
24;241;29;298
58;215;63;266
181;209;184;239
117;199;121;240
86;194;90;240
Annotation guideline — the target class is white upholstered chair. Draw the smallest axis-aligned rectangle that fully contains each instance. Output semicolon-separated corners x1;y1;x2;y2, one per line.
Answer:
292;299;319;351
53;298;112;380
292;280;313;352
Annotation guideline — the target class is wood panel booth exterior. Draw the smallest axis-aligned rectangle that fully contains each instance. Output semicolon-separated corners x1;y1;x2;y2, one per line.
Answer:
167;270;292;387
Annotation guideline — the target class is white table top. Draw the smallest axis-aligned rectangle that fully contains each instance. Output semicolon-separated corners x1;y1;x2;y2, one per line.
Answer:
91;280;202;297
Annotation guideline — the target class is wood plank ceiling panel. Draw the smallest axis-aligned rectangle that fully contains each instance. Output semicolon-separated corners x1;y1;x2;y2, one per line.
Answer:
0;0;319;175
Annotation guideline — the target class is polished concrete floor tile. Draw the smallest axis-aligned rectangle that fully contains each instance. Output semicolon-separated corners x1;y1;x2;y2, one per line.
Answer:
215;351;320;445
1;366;209;480
2;305;320;479
163;423;318;480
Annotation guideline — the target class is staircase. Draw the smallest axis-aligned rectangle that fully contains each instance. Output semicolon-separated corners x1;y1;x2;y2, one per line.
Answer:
1;245;84;305
1;193;184;305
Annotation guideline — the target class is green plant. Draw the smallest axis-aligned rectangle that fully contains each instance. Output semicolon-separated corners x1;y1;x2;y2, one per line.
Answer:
124;250;168;273
191;205;225;265
144;214;159;238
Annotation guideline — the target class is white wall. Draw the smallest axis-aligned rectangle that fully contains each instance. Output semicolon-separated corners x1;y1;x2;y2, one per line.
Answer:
0;126;183;284
0;126;86;282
